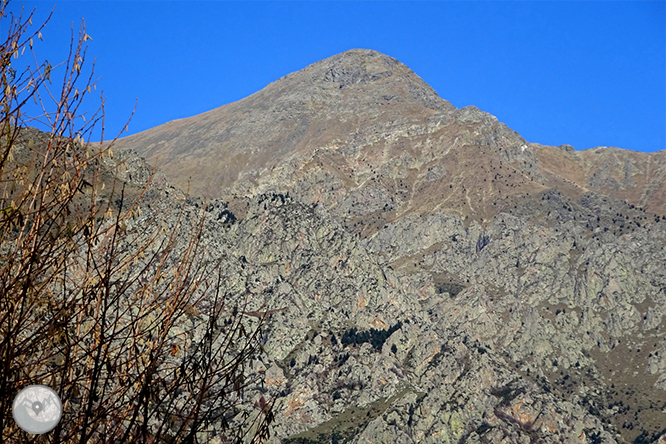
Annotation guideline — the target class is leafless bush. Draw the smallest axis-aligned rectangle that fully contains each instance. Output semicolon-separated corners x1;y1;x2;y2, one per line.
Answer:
0;2;273;442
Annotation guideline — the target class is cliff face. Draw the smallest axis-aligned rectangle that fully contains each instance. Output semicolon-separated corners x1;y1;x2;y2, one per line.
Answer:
108;49;666;443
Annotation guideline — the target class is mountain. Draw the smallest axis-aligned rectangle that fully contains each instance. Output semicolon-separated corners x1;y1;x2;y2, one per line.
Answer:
113;49;666;229
110;49;666;443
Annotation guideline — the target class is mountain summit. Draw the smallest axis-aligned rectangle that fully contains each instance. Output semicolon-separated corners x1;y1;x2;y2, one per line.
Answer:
114;49;455;196
115;48;665;233
111;49;666;443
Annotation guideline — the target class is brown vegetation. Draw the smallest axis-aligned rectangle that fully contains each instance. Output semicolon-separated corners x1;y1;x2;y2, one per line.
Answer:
0;3;272;442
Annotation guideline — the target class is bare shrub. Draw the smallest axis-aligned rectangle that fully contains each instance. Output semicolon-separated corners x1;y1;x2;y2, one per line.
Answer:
0;3;273;442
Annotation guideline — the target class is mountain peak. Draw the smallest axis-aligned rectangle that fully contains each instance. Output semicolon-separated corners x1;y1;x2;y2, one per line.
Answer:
112;48;457;198
264;48;453;113
113;49;666;221
303;48;402;87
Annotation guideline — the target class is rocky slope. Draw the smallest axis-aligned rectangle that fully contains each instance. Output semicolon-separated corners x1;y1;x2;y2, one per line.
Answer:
107;49;666;443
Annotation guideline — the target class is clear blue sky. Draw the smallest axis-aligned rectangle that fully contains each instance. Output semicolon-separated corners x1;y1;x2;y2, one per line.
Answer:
8;1;666;152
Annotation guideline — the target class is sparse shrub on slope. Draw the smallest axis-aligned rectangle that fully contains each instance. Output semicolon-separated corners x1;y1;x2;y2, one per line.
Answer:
339;321;402;351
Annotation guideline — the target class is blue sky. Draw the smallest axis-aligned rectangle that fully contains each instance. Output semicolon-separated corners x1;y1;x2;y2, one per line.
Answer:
8;1;666;152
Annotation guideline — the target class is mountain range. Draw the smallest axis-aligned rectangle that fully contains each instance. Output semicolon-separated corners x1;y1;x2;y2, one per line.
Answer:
109;49;666;443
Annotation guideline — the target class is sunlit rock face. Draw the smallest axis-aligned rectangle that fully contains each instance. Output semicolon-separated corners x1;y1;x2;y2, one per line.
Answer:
108;49;666;443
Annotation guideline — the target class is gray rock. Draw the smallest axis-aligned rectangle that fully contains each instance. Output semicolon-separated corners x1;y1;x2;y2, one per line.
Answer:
31;48;666;443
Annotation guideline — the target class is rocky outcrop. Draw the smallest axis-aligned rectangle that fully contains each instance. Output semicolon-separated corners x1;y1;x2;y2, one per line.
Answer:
91;48;666;443
102;174;663;442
